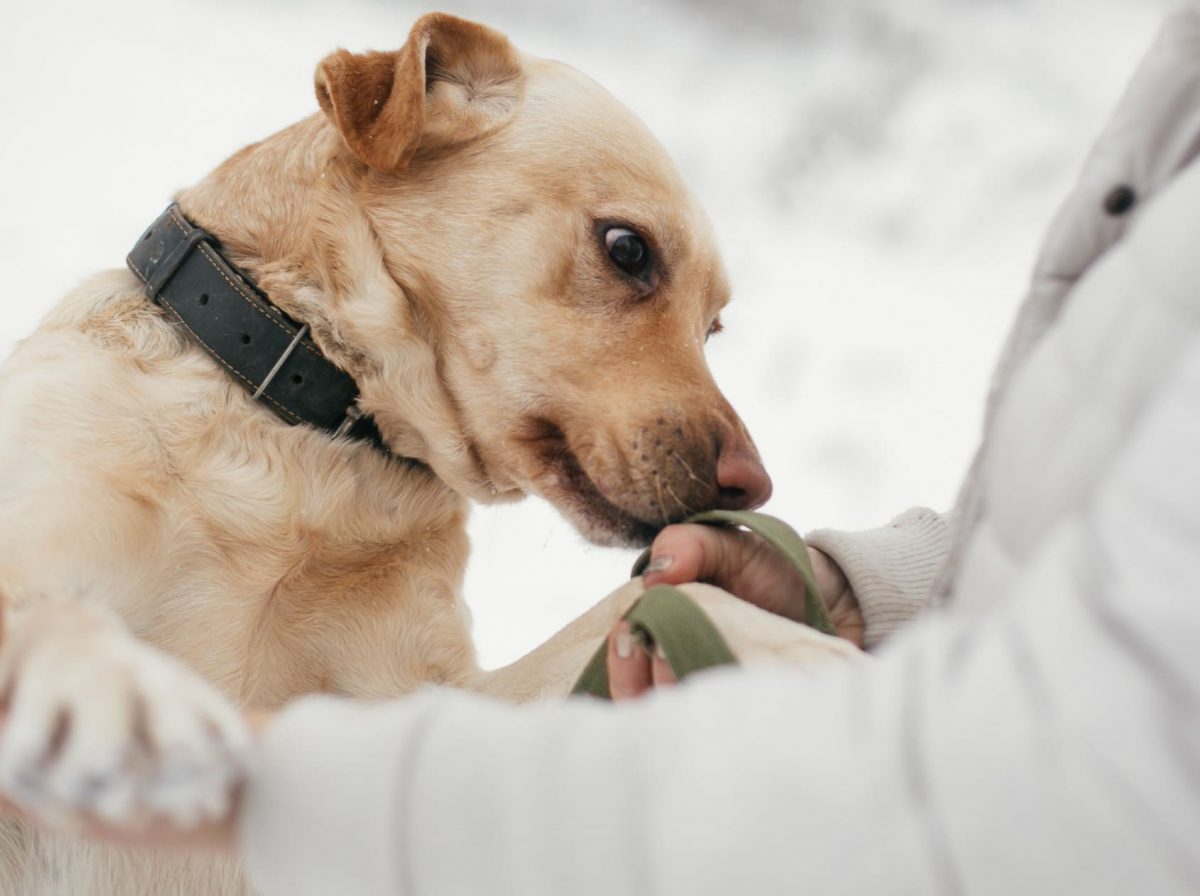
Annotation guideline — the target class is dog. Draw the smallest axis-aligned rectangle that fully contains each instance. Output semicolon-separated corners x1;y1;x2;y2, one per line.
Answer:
0;13;860;893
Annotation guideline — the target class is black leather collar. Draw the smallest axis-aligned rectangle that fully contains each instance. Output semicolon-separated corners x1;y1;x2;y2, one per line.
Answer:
127;204;390;454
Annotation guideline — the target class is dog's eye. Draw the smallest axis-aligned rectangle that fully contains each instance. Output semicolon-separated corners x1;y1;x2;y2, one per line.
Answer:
604;227;650;278
705;318;724;342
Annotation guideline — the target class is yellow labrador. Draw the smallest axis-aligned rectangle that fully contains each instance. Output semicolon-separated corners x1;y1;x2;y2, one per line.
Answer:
0;13;858;893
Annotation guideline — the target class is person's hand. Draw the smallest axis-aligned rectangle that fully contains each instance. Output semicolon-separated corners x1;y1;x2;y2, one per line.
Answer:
607;524;864;699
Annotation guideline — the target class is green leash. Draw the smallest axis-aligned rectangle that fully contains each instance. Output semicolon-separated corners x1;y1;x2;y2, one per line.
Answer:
569;510;834;699
569;584;739;700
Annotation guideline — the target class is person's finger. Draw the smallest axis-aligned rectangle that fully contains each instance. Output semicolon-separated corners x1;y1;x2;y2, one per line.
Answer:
607;621;653;700
650;645;677;689
642;524;739;588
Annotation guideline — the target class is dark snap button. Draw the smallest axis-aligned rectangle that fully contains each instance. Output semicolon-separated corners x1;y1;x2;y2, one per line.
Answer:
1104;185;1136;216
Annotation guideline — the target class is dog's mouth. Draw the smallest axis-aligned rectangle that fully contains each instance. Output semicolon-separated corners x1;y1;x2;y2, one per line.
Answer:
516;417;661;548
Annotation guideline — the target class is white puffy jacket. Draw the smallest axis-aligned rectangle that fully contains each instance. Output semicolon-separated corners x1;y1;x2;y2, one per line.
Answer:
241;11;1200;895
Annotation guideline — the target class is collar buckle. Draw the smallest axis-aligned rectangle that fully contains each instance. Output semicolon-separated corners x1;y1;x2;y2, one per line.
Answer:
252;324;310;402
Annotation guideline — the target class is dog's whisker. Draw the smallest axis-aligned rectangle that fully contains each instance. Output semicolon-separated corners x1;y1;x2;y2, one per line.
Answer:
663;481;695;518
670;453;707;489
652;473;670;525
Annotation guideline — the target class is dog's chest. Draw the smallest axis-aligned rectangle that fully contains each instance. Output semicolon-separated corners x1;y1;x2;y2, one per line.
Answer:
125;458;473;706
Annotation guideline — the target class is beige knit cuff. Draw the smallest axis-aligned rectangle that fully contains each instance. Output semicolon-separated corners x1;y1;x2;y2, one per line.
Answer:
806;507;950;650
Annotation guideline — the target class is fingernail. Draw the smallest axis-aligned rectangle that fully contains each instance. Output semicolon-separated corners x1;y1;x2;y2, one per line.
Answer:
643;555;673;575
615;623;634;659
654;643;667;661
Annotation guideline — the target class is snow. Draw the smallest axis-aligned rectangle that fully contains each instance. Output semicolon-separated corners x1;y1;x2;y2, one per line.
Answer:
0;0;1172;668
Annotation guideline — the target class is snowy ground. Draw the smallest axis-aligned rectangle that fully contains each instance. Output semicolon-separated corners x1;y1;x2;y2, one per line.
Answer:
0;0;1171;668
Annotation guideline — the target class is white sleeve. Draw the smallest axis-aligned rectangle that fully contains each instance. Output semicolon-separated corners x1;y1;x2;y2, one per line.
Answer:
240;334;1200;896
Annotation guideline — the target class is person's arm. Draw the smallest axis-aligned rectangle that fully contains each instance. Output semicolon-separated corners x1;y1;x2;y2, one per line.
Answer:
239;329;1200;895
805;506;949;648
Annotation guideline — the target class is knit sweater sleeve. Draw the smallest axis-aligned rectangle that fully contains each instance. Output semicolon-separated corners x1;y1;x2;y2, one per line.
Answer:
805;507;950;649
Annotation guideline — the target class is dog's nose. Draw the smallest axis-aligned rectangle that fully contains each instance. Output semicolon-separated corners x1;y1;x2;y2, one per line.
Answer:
714;436;772;511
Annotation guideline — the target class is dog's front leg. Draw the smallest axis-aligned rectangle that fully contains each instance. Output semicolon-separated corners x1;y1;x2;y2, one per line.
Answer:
0;596;250;829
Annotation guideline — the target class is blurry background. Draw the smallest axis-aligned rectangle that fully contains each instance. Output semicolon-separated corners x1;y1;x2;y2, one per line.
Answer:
0;0;1172;667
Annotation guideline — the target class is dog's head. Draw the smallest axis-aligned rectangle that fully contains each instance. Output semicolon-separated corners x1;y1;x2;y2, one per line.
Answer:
255;14;771;546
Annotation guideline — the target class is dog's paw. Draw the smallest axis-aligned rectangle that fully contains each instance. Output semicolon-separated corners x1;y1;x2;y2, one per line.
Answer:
0;602;250;828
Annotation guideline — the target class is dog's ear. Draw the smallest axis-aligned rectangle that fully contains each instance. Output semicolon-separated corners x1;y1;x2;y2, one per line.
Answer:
314;13;523;173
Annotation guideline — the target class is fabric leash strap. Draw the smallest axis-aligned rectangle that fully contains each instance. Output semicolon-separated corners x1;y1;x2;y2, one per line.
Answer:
570;510;833;699
126;204;389;453
570;584;738;700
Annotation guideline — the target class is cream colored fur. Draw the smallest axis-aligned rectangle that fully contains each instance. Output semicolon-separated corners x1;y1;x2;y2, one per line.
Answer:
0;14;860;894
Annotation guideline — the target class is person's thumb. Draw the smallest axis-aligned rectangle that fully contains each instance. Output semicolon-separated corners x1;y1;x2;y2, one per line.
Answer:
641;524;745;590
